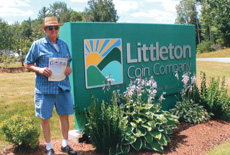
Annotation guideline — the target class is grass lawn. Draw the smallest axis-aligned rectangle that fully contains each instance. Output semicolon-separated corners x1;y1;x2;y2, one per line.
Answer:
196;48;230;58
196;61;230;95
206;141;230;155
0;62;22;68
0;72;75;149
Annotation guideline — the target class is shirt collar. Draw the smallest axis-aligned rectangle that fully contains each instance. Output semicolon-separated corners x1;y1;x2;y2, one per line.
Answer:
44;36;59;44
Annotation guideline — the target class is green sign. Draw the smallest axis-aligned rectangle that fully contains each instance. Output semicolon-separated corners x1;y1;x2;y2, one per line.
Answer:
60;22;196;129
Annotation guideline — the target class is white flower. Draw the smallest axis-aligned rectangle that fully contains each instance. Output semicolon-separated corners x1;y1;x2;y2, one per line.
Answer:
182;73;190;85
152;81;157;88
160;94;165;101
146;81;151;86
107;78;115;82
135;78;141;84
191;75;197;84
141;79;145;86
189;86;193;92
159;92;166;102
152;89;157;94
175;72;179;80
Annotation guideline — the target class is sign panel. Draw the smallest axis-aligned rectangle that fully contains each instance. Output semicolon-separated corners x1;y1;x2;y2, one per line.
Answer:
60;22;196;129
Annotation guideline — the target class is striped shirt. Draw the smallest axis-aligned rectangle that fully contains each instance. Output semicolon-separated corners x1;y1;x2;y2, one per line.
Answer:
24;36;72;94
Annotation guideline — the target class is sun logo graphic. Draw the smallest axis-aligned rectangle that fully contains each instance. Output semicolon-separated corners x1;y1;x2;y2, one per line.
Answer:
84;38;123;89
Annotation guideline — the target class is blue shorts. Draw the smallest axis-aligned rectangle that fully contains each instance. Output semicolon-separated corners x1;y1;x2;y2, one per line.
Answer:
34;89;74;119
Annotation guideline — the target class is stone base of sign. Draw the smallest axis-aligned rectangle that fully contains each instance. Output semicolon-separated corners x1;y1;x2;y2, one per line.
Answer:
68;129;83;143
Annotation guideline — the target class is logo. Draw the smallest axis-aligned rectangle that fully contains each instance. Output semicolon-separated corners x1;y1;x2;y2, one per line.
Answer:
84;38;123;89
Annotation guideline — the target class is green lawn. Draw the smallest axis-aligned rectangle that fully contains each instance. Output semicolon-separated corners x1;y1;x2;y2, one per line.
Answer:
0;72;75;149
0;62;22;68
196;61;230;95
197;48;230;58
206;141;230;155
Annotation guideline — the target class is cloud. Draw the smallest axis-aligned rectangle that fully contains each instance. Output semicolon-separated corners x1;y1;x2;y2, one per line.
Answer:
0;0;33;18
0;0;31;7
70;0;88;2
131;9;175;23
0;6;33;17
144;0;179;12
113;0;140;14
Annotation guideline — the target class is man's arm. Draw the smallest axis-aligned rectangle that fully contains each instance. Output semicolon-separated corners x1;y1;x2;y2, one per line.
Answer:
24;63;52;77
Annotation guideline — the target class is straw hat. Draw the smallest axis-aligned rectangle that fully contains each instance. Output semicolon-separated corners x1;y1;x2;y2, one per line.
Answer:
40;17;64;30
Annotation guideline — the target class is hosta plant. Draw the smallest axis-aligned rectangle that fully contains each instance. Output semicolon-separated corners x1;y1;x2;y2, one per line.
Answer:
110;77;179;155
171;72;212;124
170;100;211;124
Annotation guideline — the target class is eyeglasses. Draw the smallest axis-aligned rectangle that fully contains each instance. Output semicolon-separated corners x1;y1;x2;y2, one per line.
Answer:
47;26;59;31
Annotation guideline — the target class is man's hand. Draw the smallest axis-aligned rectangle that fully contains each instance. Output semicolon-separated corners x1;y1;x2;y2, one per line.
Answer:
64;66;72;76
39;67;52;77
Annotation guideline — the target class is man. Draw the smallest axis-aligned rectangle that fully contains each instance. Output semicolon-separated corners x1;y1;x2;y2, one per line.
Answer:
24;17;77;155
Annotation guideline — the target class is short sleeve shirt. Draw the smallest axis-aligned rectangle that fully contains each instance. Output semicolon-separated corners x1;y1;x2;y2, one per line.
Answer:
24;36;72;94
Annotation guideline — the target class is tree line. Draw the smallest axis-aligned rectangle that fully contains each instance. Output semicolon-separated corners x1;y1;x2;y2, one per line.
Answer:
175;0;230;53
0;0;229;68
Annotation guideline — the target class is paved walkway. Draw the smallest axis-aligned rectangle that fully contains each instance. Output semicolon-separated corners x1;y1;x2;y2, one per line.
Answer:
196;58;230;63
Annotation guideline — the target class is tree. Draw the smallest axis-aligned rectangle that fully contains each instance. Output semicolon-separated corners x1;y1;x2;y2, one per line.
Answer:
175;0;200;44
0;18;9;51
70;11;84;22
31;19;46;41
83;0;119;22
199;0;230;47
37;7;49;23
48;2;72;23
15;39;31;66
20;20;33;39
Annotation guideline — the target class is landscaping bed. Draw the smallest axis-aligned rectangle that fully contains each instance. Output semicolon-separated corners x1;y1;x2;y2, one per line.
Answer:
1;119;230;155
0;67;26;73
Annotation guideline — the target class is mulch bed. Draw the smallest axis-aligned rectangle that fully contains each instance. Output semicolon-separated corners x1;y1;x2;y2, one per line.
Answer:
1;120;230;155
0;67;26;73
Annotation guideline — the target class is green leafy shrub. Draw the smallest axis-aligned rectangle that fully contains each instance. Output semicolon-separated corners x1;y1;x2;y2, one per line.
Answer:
212;44;222;51
111;77;179;154
197;41;213;53
170;100;211;124
1;115;40;149
84;93;127;154
200;72;230;120
170;72;212;124
84;76;179;155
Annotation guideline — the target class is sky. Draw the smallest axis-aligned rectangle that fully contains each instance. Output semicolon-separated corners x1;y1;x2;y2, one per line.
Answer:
0;0;181;25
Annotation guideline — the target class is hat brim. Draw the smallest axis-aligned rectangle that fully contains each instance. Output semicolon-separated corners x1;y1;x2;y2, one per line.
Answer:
40;23;64;31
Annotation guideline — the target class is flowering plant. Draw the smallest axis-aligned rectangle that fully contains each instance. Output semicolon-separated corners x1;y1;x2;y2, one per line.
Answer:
84;75;179;155
110;76;179;155
170;72;211;124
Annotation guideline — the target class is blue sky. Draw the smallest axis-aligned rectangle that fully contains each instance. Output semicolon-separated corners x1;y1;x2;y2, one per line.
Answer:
0;0;180;25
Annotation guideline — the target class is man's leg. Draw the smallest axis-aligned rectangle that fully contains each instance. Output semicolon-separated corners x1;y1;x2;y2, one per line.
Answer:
41;118;55;155
35;93;55;155
59;115;69;140
59;115;77;155
41;118;51;143
56;89;77;154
